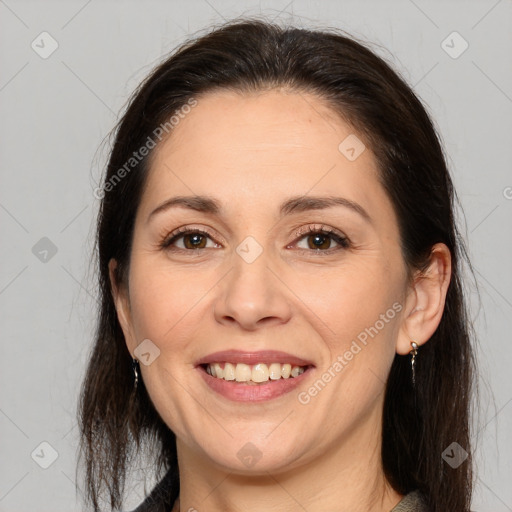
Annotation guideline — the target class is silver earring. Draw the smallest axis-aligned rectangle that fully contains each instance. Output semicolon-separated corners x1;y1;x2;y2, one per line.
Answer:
132;358;139;390
410;341;418;386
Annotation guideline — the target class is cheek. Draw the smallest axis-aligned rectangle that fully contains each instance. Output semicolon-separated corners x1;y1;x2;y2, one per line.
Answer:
126;260;213;437
128;258;213;344
292;260;403;343
297;269;402;408
289;261;405;406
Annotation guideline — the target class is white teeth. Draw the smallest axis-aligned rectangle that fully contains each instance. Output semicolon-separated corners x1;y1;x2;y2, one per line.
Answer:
213;363;224;379
224;362;235;381
268;363;282;380
252;363;269;383
291;366;303;378
205;362;307;383
235;363;252;382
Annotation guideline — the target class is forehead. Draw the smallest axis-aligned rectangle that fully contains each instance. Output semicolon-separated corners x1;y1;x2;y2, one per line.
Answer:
160;89;357;163
138;89;388;223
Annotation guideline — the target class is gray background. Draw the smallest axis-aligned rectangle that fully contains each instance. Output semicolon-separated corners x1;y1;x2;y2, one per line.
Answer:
0;0;511;510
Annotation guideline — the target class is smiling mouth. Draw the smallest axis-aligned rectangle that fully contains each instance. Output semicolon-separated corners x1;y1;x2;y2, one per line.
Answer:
201;362;310;385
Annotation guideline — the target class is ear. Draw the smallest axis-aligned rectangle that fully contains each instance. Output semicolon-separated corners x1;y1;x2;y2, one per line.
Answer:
396;243;452;355
108;258;137;356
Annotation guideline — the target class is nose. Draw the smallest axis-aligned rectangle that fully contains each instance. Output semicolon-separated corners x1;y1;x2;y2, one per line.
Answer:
213;250;292;331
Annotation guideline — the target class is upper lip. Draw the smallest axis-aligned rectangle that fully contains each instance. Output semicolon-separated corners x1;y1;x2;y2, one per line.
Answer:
195;350;315;367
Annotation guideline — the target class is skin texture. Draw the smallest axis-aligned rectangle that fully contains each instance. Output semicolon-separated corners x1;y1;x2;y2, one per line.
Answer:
109;89;451;512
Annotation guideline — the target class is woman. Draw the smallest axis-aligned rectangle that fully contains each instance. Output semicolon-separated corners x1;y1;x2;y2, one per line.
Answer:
78;19;476;512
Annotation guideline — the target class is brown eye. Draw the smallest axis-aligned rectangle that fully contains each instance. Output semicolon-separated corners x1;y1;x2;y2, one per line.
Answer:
294;226;349;253
160;228;219;251
305;233;333;250
181;233;208;249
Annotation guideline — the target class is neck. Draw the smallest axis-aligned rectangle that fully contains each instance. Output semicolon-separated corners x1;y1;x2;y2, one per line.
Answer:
172;400;403;512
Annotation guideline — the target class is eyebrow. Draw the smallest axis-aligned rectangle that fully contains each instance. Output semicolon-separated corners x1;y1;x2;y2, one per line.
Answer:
147;195;372;224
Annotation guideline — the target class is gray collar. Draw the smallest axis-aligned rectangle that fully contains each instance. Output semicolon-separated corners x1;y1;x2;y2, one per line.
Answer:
390;490;429;512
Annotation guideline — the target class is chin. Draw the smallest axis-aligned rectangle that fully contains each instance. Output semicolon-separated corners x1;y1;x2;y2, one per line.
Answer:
195;433;307;475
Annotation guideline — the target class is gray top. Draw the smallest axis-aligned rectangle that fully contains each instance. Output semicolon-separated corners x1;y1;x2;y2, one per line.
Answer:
390;490;430;511
130;488;429;511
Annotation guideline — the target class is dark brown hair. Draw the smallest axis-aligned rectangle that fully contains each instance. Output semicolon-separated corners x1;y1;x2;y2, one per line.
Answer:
78;18;477;512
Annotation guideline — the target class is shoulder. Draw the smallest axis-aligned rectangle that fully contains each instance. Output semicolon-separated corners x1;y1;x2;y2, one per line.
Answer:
125;496;174;512
390;490;430;512
124;468;178;512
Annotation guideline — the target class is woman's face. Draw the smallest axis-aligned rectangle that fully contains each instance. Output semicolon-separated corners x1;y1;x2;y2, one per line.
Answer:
112;89;411;474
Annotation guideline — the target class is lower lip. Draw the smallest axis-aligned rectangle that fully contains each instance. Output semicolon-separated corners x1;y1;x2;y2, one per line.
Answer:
197;366;313;402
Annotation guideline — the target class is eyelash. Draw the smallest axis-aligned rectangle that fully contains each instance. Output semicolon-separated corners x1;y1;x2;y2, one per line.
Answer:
158;224;350;256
